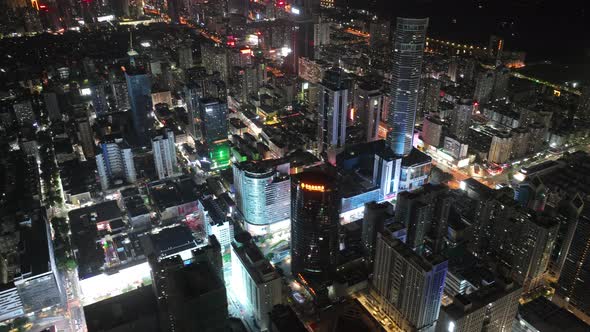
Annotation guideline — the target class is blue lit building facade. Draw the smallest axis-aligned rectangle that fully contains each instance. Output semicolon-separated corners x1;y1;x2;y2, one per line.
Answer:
125;71;152;143
386;17;429;156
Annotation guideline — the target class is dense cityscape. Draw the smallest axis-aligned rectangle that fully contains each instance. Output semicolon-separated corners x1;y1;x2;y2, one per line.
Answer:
0;0;589;332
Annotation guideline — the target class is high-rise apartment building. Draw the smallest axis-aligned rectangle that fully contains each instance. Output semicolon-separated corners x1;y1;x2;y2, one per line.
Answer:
232;160;291;235
395;184;451;254
152;129;178;180
178;42;193;70
419;78;441;117
506;211;558;293
422;115;443;147
488;131;513;164
492;67;510;100
354;80;383;142
371;232;447;332
450;99;473;142
291;171;340;281
554;207;590;323
369;19;390;48
386;17;429;156
95;138;136;190
474;71;495;104
201;44;229;83
361;202;390;262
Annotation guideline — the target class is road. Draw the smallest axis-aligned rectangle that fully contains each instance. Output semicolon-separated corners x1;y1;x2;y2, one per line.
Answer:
429;136;590;191
61;268;87;332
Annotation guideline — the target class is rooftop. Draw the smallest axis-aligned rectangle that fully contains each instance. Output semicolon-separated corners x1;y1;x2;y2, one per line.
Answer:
147;224;198;259
148;176;200;212
169;261;225;299
443;278;521;320
232;235;279;284
84;285;159;332
379;232;447;272
518;297;588;332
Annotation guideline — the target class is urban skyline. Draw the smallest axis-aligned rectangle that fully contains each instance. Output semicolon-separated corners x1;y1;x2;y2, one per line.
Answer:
0;0;590;332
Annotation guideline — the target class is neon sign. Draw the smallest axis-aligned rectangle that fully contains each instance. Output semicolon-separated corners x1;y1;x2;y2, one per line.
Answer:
300;183;325;192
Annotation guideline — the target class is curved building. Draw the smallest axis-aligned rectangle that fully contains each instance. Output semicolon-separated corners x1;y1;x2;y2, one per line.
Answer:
233;161;291;234
386;17;429;156
291;171;340;280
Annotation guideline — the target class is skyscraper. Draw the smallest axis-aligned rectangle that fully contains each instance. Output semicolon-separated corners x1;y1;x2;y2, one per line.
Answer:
395;184;451;254
152;129;178;180
232;160;291;235
554;207;590;323
386;17;429;156
291;171;340;281
354;80;383;142
371;232;447;332
317;68;350;164
474;71;495;104
198;98;228;148
95;138;136;190
125;70;152;143
361;201;390;262
199;98;230;170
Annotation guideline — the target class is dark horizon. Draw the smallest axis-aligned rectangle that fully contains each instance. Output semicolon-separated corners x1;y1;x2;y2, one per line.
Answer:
351;0;590;64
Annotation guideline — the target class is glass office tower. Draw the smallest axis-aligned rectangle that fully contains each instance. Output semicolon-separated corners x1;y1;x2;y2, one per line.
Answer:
386;17;429;156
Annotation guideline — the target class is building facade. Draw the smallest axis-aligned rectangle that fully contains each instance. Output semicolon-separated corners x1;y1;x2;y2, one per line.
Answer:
232;161;291;234
371;232;447;332
291;171;340;281
95;138;136;190
386;17;429;156
152;129;178;180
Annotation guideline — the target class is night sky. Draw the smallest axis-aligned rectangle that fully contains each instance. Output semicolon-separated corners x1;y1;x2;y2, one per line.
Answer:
353;0;590;64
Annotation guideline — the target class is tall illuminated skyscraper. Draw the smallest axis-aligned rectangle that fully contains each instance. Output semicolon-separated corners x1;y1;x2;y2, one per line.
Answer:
386;17;429;157
198;98;228;148
291;171;340;281
199;98;230;169
125;70;152;143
